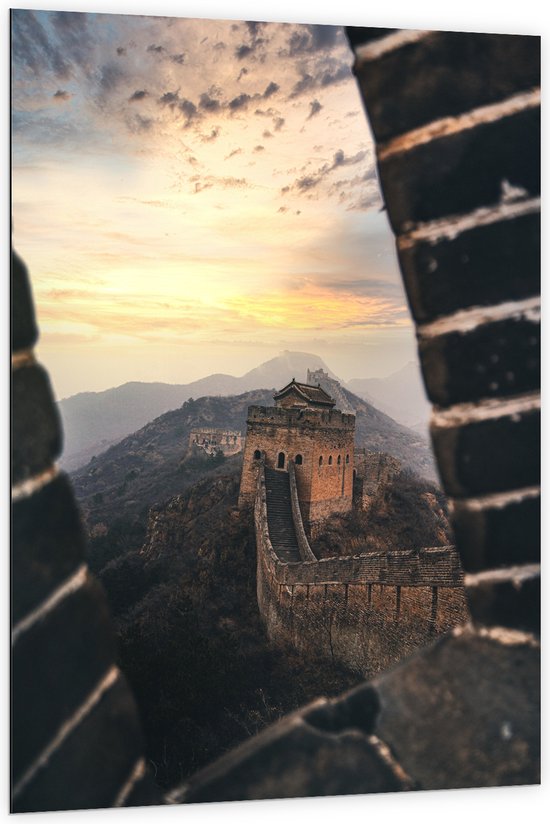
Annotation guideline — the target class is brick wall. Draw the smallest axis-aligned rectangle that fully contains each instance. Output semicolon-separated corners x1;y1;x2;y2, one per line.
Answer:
254;463;467;675
239;404;355;528
11;250;161;812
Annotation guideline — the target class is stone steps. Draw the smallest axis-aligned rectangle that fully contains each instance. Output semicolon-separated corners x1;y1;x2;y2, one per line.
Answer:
264;467;301;563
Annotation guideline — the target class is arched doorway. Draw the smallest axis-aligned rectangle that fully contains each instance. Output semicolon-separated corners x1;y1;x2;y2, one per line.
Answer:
277;452;285;469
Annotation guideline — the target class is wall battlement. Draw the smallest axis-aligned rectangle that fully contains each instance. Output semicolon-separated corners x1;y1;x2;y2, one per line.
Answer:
254;463;468;675
246;404;356;431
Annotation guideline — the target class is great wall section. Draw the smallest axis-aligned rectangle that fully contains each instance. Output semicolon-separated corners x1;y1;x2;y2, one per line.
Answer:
11;24;540;812
254;459;467;675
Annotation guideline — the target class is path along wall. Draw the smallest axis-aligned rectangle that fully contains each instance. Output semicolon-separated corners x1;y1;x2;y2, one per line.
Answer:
255;464;468;676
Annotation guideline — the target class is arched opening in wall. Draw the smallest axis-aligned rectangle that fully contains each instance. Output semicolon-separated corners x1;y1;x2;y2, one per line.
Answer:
295;454;303;465
353;468;357;480
319;456;323;466
277;452;285;469
346;454;350;464
328;456;333;465
253;449;262;460
337;455;341;465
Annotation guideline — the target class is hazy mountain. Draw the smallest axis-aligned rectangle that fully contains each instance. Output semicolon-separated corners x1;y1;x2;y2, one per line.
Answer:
58;351;334;471
346;362;432;432
71;386;437;536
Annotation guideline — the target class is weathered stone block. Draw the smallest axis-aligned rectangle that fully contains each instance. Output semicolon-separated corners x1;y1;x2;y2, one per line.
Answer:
453;491;540;572
372;628;540;789
12;575;116;783
12;364;63;484
379;107;540;235
353;32;540;143
177;706;409;803
431;409;540;497
420;315;540;407
12;250;38;352
12;674;144;813
466;566;540;634
399;211;540;324
345;27;396;48
12;473;86;624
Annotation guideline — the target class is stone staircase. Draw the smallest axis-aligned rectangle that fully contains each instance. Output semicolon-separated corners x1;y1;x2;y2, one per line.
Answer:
264;467;301;563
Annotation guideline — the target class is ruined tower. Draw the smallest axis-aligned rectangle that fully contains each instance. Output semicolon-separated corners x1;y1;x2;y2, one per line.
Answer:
238;379;355;531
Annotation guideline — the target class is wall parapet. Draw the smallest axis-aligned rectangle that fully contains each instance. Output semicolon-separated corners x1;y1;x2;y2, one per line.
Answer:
288;461;317;562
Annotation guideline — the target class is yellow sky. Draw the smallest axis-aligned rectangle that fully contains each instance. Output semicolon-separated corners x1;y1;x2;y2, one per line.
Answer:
12;11;414;398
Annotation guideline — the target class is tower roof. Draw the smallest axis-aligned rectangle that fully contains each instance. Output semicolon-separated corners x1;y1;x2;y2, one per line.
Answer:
273;379;335;408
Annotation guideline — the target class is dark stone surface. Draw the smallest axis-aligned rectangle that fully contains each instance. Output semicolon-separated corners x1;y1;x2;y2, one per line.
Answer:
453;492;540;572
379;106;540;235
354;32;540;143
12;576;116;783
12;364;63;484
420;315;540;407
12;473;86;624
399;211;540;324
431;408;540;497
466;567;540;635
345;27;396;48
13;674;145;813
372;629;540;789
12;249;38;352
123;772;163;808
178;703;409;804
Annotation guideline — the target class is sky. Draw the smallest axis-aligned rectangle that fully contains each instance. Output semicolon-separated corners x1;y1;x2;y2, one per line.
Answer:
11;9;418;399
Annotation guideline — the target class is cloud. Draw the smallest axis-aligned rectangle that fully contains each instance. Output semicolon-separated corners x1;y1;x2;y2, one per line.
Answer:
116;46;126;57
53;89;71;102
307;99;322;120
237;67;248;81
129;89;148;102
199;92;220;112
273;117;285;131
284;150;370;196
158;90;179;107
99;62;124;95
262;130;273;139
126;113;154;133
179;98;198;125
12;9;71;78
263;81;279;98
289;74;315;98
191;174;248;193
228;93;252;111
225;148;242;160
254;145;265;152
284;24;340;58
201;127;220;142
170;53;185;65
147;44;165;55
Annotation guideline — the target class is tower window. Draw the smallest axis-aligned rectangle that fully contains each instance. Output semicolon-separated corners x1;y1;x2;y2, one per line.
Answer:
295;454;303;465
337;455;341;465
277;452;285;469
328;455;333;465
319;456;323;466
253;449;261;460
346;454;350;464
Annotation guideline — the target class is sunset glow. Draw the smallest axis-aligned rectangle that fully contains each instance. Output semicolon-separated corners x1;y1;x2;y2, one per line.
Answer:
11;10;415;397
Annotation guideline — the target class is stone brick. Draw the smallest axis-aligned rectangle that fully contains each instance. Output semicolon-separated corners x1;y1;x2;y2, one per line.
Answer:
372;628;540;789
379;106;540;236
399;211;540;324
12;473;86;624
345;27;396;48
353;32;540;143
465;567;540;634
12;249;38;352
452;491;540;572
122;772;163;807
12;364;63;484
419;315;540;407
12;576;116;783
12;674;144;813
431;409;540;497
178;707;409;803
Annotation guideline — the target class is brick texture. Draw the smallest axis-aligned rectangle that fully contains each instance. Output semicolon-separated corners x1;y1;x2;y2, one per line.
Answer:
12;364;63;484
352;31;540;143
12;473;86;624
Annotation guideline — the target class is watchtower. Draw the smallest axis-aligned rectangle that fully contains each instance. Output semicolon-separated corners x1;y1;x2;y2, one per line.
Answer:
238;379;356;531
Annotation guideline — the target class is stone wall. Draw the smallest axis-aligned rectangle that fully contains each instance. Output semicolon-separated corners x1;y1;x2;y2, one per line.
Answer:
239;404;355;529
254;463;467;675
354;450;402;509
